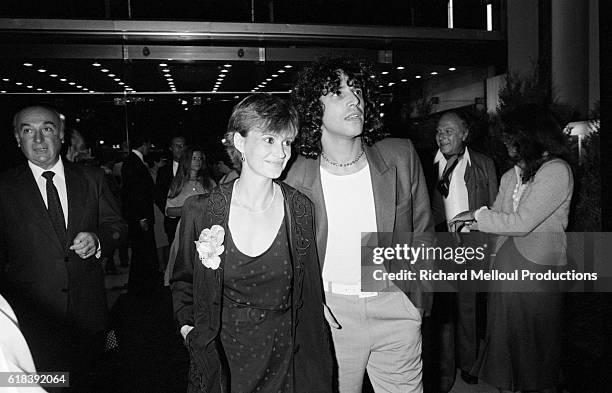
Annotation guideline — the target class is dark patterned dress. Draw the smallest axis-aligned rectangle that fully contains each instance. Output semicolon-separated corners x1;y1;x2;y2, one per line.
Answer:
220;220;294;393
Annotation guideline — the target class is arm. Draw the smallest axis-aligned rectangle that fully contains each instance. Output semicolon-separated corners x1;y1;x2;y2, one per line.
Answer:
485;157;499;207
170;195;201;328
478;160;573;236
97;170;128;253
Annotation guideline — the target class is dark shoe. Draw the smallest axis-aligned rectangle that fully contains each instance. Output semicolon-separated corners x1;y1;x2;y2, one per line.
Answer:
460;370;478;385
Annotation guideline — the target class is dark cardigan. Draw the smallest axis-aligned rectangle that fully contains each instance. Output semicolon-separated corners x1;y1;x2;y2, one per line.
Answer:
171;180;333;393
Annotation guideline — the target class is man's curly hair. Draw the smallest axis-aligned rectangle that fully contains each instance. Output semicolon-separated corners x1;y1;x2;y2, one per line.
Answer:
291;57;386;158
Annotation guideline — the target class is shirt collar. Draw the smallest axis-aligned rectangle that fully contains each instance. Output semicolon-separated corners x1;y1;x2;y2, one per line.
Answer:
173;160;179;175
434;147;471;166
132;149;145;163
28;156;65;181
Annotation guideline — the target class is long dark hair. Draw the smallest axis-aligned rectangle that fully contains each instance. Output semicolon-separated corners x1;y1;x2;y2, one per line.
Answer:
500;104;572;183
291;57;386;158
167;145;214;198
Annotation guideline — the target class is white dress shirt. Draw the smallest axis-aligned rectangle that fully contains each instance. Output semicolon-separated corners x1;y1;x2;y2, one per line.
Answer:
434;148;472;225
132;149;145;164
172;160;179;176
28;158;68;228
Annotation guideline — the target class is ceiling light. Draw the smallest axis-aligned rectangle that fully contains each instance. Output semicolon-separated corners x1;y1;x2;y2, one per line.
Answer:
68;82;76;85
89;90;95;93
224;64;232;68
15;82;23;86
1;90;6;93
370;75;375;79
23;63;33;67
83;88;88;91
166;78;173;81
46;90;51;93
284;65;292;68
380;103;385;106
378;85;383;88
217;78;223;82
108;74;115;77
401;79;407;82
49;74;57;78
278;70;285;73
266;78;271;81
37;69;46;73
448;67;456;71
219;74;226;78
162;68;170;73
36;88;43;91
251;89;256;92
159;63;167;67
114;78;120;81
415;75;422;79
221;69;229;73
92;62;101;67
388;82;395;86
76;85;82;88
1;78;8;81
261;81;267;85
430;71;438;75
164;73;171;77
272;74;278;77
26;85;33;89
60;78;67;82
381;71;389;75
100;69;109;73
396;66;405;70
118;82;125;85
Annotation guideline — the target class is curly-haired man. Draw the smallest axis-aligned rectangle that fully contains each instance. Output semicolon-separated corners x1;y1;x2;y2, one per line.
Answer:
285;57;434;393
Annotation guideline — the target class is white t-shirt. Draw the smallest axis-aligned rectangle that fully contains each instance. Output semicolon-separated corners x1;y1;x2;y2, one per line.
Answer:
320;164;377;285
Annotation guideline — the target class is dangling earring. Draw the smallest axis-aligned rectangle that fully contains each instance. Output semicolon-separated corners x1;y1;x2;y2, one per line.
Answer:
240;152;245;162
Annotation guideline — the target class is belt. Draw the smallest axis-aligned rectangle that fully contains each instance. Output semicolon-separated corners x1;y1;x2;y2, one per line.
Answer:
323;280;379;298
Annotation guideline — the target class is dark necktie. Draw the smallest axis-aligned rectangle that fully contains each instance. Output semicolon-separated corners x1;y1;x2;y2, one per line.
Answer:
436;148;465;198
42;171;67;246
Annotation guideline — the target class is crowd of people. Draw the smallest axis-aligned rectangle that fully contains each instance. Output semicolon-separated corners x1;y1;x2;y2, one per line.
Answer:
0;57;575;393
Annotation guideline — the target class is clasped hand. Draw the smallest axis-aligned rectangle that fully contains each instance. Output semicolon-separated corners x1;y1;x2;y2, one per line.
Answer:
69;232;99;259
448;210;477;232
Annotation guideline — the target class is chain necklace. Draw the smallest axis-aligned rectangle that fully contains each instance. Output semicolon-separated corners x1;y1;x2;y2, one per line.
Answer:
233;181;277;214
321;148;365;168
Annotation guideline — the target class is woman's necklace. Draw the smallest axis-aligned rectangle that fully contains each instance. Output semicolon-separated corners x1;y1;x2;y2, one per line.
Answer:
188;178;198;191
321;148;365;167
233;181;277;214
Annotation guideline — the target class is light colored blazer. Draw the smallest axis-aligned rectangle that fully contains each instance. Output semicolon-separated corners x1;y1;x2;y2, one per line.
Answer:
477;158;574;266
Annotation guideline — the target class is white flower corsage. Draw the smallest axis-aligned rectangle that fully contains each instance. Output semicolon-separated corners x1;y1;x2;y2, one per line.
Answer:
194;225;225;270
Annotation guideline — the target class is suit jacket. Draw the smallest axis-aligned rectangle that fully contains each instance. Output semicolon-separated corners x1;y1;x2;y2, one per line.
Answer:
0;162;127;337
284;138;435;314
154;163;181;237
121;152;155;223
428;147;498;229
171;181;333;393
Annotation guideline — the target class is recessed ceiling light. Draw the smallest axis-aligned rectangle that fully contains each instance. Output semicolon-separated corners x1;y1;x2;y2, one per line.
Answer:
272;74;278;78
388;82;395;86
92;62;101;67
1;90;6;93
401;79;407;82
370;75;375;79
166;78;173;81
266;78;272;81
108;74;115;77
217;78;223;82
261;81;267;85
114;78;120;81
448;67;456;71
118;82;125;85
46;90;51;93
278;70;285;73
381;71;389;75
159;63;167;67
251;89;256;92
37;69;46;73
224;64;232;68
60;78;67;82
68;82;76;85
396;66;405;70
1;78;8;81
378;85;383;88
415;75;422;79
83;88;88;91
162;69;170;73
380;103;385;106
284;65;292;68
101;69;109;73
430;71;438;75
89;90;95;93
36;88;43;91
219;74;226;78
164;73;171;77
26;85;33;89
76;85;82;88
49;74;57;78
23;63;33;67
221;69;229;73
15;82;23;86
167;58;173;61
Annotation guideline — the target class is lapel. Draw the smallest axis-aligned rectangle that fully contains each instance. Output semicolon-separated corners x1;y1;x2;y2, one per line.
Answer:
463;148;478;210
294;156;328;267
64;163;87;250
17;165;65;253
365;142;396;233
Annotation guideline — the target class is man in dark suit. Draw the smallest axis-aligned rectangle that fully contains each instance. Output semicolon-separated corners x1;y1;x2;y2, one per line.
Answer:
426;110;498;391
285;58;434;393
154;135;185;244
0;105;127;381
121;134;159;292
